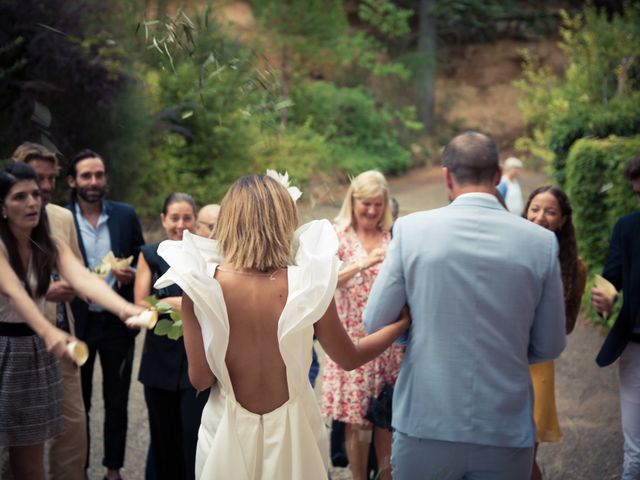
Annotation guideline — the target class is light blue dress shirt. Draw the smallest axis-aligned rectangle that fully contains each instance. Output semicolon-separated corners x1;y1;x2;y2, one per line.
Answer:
363;193;566;449
74;202;113;311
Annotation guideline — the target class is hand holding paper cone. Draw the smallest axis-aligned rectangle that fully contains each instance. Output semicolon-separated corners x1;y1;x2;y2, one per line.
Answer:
592;275;618;320
92;251;134;279
125;309;159;329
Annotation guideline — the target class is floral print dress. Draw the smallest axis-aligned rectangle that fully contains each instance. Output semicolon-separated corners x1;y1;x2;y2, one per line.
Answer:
321;225;404;425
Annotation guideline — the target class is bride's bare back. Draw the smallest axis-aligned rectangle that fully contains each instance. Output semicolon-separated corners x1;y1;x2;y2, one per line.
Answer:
215;267;290;415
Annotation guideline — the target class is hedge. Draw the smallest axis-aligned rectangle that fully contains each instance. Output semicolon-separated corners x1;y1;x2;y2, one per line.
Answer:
565;135;640;272
548;94;640;186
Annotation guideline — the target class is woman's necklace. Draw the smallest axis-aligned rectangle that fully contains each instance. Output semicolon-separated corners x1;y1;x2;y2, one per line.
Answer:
217;267;282;281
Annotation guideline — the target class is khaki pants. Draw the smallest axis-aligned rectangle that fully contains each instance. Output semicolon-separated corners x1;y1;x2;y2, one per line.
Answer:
48;357;87;480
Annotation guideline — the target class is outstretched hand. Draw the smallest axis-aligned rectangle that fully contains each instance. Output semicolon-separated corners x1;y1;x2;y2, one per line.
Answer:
42;326;73;361
119;303;146;328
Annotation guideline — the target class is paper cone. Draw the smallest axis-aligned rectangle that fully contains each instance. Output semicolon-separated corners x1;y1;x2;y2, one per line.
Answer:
594;275;617;320
125;309;158;329
595;275;617;300
67;340;89;366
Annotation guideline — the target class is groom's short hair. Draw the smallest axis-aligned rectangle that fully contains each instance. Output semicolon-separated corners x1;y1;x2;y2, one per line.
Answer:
442;131;499;186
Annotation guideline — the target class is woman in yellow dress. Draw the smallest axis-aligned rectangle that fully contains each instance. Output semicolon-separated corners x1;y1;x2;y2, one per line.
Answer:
524;185;587;480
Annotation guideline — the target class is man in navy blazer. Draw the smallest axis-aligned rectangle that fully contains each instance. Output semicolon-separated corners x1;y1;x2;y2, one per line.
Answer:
66;149;144;480
363;131;566;479
593;155;640;480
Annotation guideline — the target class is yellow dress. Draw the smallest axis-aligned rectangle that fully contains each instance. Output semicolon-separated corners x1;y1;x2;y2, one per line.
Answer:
530;361;562;442
530;258;587;443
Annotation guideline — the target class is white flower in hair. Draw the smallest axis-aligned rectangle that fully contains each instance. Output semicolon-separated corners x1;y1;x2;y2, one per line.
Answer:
266;169;302;202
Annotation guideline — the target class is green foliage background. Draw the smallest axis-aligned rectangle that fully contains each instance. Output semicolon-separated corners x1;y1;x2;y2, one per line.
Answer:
1;0;421;218
515;3;640;327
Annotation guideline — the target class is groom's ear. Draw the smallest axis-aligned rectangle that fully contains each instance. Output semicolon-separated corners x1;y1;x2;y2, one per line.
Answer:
443;167;454;190
494;166;502;186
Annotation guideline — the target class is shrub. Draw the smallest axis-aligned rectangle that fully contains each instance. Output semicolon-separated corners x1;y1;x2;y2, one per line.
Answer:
548;94;640;185
288;81;411;176
516;5;640;178
566;135;640;328
565;135;640;271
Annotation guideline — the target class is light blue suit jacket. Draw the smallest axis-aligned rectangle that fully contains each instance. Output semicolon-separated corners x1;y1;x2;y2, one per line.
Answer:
363;193;566;448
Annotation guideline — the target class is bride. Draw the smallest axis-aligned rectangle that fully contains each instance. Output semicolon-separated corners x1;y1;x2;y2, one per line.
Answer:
155;173;409;479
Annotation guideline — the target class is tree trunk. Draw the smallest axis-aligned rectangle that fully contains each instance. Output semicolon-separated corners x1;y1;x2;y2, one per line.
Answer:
416;0;437;135
279;48;289;130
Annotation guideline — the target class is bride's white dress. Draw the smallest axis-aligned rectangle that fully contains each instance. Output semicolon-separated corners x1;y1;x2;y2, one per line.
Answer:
154;220;340;480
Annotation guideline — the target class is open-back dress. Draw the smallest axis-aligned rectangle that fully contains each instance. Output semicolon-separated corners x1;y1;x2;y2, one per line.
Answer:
155;220;340;480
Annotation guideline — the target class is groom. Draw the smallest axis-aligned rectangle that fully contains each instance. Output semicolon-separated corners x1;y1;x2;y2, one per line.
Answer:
363;131;566;479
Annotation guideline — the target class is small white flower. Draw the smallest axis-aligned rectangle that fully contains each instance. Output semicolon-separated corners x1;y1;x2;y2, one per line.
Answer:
266;169;302;202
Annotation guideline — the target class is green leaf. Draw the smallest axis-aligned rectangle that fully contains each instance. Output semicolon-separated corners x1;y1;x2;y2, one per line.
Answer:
145;295;159;307
170;310;182;322
154;319;173;336
168;324;183;340
155;301;172;313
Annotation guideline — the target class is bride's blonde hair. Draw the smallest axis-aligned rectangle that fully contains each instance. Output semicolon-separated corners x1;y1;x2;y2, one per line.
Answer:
215;174;298;271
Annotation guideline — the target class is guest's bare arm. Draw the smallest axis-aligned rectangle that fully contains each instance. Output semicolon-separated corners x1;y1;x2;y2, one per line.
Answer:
315;299;408;370
0;250;72;359
182;293;216;390
54;238;143;320
133;254;183;311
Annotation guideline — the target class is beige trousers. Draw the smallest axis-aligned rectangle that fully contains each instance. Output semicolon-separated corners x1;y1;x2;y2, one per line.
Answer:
48;357;87;480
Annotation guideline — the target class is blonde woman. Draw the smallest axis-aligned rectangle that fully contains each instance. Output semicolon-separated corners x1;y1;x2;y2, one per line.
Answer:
154;174;408;479
321;170;404;480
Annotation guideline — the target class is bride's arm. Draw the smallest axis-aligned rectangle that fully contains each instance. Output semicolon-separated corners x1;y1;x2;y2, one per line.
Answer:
182;293;216;390
314;299;409;371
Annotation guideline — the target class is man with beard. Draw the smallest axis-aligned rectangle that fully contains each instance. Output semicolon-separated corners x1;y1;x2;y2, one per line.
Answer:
11;142;86;480
66;149;144;480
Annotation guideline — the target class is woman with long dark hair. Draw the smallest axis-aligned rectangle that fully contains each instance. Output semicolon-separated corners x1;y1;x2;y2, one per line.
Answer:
523;185;587;480
0;163;142;479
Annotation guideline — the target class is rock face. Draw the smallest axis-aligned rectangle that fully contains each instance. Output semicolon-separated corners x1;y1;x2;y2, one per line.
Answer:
218;1;255;39
437;38;567;152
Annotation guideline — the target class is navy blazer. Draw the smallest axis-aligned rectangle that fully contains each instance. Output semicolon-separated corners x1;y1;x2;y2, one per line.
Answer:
596;212;640;367
66;199;145;339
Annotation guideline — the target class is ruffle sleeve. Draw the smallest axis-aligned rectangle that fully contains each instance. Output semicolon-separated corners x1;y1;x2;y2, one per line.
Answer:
154;231;229;385
278;220;341;396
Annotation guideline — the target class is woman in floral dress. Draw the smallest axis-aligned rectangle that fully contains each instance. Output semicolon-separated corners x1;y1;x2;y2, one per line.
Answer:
321;170;404;480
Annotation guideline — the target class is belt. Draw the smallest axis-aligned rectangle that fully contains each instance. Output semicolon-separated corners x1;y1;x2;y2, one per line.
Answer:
0;322;36;336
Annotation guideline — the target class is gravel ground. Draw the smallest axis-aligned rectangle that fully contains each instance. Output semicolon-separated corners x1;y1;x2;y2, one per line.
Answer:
84;316;625;480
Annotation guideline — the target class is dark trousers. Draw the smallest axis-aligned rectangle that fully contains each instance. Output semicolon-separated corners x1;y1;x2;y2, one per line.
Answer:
144;385;208;480
80;311;135;470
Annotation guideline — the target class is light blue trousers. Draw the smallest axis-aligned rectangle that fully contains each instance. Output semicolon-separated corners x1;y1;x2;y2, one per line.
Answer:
392;431;534;480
